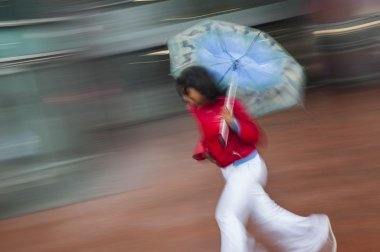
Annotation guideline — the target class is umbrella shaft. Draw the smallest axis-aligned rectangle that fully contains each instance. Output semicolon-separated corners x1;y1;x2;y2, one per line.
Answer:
219;82;237;147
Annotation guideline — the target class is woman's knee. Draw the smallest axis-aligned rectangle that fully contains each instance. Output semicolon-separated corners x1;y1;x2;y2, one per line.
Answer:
216;208;231;223
215;208;245;225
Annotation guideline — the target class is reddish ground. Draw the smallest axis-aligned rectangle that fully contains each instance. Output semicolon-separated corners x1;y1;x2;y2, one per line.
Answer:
1;85;379;251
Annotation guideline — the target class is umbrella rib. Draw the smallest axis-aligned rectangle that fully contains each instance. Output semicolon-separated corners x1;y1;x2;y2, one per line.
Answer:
216;64;235;86
220;43;235;60
207;61;234;67
237;31;261;61
216;29;235;61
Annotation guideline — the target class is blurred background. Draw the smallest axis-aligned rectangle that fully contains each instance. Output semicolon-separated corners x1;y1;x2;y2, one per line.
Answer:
0;0;379;251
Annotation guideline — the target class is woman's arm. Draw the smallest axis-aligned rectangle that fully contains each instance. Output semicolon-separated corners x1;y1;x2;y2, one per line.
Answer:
193;138;207;160
221;100;261;146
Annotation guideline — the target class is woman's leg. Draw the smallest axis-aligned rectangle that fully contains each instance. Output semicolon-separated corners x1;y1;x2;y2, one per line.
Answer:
215;156;268;252
247;156;336;252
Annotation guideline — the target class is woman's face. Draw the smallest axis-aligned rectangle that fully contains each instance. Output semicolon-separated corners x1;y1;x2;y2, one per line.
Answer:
183;87;207;106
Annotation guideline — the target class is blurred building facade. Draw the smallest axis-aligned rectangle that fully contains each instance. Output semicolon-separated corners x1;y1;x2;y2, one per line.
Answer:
1;0;316;162
0;0;379;219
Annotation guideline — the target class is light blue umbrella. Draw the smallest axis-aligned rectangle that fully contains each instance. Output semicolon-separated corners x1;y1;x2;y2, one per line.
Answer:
168;19;305;116
168;19;305;144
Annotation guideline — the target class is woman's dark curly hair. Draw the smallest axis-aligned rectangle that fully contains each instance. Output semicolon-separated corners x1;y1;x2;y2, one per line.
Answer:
175;66;226;102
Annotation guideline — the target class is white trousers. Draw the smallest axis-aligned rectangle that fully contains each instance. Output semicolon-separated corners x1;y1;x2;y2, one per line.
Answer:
216;154;332;252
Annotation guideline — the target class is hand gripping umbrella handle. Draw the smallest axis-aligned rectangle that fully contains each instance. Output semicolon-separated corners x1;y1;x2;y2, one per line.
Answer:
219;78;238;148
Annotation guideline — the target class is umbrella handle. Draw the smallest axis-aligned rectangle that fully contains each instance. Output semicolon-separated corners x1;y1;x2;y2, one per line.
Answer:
219;81;238;148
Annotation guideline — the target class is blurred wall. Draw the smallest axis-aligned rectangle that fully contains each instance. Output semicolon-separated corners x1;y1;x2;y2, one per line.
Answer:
1;0;312;161
306;0;380;85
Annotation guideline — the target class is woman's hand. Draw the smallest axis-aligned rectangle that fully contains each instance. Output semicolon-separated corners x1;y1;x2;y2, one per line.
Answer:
203;153;216;164
221;107;235;127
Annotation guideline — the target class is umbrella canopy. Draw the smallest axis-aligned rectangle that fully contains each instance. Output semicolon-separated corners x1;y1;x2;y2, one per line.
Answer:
167;19;305;117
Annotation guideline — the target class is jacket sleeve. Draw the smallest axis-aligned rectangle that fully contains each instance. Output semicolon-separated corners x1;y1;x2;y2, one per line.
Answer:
231;99;261;146
192;138;207;160
187;104;207;161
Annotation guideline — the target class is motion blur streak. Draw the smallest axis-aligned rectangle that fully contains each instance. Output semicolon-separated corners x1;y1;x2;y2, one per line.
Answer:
0;0;379;252
313;20;380;36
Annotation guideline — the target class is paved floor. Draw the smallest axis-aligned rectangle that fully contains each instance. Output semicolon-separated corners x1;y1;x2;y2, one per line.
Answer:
0;84;379;251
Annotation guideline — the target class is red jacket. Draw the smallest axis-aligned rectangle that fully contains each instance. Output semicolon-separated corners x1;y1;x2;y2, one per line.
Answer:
188;96;261;168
